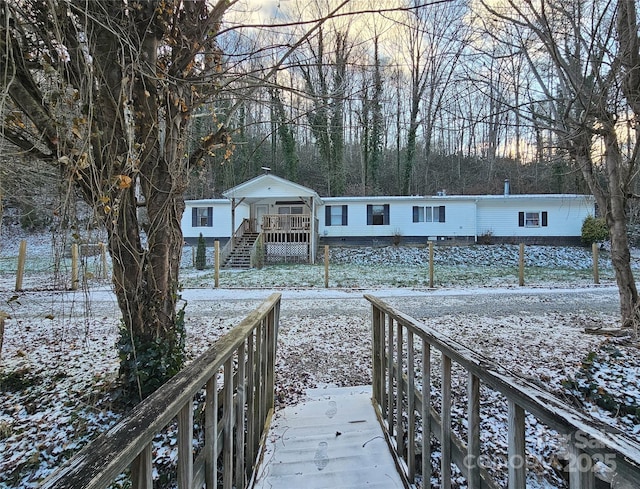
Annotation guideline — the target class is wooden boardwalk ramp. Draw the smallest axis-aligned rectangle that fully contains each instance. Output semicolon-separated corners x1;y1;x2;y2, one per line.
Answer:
250;386;406;489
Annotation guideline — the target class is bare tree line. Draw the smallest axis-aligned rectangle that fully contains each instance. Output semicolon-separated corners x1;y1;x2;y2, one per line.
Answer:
181;0;600;201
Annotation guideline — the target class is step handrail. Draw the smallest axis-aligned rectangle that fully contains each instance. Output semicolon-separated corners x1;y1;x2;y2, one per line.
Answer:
250;232;264;268
42;293;281;489
220;218;253;266
365;294;640;489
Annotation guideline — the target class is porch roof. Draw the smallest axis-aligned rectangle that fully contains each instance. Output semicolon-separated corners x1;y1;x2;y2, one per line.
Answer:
222;174;323;205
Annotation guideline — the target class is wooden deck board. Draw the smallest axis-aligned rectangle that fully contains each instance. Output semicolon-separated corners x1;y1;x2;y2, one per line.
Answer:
250;386;406;489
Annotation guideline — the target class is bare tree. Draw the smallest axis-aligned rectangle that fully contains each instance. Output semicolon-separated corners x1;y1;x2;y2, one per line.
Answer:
396;0;467;195
297;26;351;196
480;0;640;325
0;0;233;402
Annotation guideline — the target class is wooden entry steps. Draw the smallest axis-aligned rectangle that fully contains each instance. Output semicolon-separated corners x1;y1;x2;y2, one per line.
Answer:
223;232;259;268
250;386;406;489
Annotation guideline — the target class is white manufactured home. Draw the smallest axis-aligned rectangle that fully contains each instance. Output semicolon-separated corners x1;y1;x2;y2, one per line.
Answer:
181;174;595;266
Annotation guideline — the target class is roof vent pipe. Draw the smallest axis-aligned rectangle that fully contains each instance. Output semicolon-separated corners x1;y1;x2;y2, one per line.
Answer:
504;179;510;196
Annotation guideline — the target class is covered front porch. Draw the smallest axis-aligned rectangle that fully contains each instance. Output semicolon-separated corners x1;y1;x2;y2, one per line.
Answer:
221;174;322;266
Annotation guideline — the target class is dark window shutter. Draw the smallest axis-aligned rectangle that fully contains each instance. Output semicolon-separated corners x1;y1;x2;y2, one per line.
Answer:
192;207;197;227
518;212;524;227
342;205;348;226
384;204;390;225
367;205;373;225
325;206;331;226
542;211;548;227
439;206;446;223
413;206;419;222
207;207;213;227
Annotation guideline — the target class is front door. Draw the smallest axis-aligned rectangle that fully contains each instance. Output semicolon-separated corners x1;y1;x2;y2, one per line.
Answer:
255;205;269;232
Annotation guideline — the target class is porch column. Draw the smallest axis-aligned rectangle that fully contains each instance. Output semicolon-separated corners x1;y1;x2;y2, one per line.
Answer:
231;198;236;251
310;197;316;263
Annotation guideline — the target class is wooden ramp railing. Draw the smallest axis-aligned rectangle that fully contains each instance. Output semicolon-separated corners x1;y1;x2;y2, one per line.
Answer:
366;294;640;489
41;293;281;489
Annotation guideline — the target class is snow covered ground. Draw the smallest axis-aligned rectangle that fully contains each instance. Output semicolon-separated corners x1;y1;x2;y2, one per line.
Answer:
0;227;639;488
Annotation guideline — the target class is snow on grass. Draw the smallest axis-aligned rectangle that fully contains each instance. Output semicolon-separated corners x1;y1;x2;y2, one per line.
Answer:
179;244;624;289
0;304;122;486
1;234;639;487
388;308;625;489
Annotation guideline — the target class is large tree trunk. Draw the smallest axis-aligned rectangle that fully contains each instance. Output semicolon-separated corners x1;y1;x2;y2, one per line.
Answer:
614;0;640;325
603;130;639;326
109;5;188;402
110;189;186;402
576;124;639;327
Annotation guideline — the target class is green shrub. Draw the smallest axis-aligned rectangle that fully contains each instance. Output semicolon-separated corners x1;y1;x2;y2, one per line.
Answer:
195;233;206;270
581;215;608;245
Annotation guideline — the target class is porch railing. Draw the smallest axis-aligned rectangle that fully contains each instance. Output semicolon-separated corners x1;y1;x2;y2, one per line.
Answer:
42;293;281;489
365;294;640;489
219;218;254;265
262;214;310;231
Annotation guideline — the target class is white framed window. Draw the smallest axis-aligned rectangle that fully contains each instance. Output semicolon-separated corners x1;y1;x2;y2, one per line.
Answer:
326;205;348;226
519;211;548;227
277;203;303;215
192;207;212;227
413;206;445;223
367;204;389;225
526;212;539;227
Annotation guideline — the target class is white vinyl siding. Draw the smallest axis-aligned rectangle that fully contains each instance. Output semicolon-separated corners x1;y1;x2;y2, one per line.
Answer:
320;198;474;239
477;197;592;238
182;200;238;240
183;193;595;242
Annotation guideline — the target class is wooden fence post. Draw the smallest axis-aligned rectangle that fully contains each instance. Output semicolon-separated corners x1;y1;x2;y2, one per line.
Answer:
429;241;434;288
0;311;7;360
324;245;329;288
100;242;108;280
508;400;526;489
71;243;79;290
15;239;27;291
518;243;525;286
592;242;599;285
214;240;220;288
